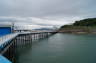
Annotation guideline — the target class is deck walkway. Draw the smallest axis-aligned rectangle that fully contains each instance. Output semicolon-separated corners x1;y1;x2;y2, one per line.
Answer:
0;33;19;49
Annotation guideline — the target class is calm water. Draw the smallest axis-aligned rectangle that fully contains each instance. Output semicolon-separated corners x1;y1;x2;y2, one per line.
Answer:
16;33;96;63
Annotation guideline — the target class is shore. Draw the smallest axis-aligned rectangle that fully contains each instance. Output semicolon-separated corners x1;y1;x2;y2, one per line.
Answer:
58;30;96;34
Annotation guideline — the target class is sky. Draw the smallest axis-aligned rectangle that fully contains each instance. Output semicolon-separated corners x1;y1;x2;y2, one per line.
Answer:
0;0;96;29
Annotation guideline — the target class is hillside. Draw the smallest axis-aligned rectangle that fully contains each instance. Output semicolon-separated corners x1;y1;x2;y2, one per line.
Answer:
59;18;96;33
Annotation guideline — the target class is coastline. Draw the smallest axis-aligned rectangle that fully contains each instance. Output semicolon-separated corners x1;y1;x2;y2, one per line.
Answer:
58;30;96;34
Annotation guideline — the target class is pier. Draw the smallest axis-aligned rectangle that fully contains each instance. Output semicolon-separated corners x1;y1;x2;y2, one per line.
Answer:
0;31;57;63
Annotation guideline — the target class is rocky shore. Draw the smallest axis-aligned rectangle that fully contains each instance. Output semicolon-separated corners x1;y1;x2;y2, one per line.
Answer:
58;29;96;34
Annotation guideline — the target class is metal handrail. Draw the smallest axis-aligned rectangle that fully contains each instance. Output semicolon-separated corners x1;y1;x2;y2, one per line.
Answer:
0;33;19;49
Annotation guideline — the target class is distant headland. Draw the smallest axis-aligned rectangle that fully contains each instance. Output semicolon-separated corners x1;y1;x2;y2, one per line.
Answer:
59;18;96;34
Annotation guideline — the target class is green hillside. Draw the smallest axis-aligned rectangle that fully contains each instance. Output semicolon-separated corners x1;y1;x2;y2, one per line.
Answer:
59;18;96;33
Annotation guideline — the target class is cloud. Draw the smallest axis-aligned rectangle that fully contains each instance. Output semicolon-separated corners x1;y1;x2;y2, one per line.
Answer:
0;0;96;29
0;16;83;26
0;0;96;17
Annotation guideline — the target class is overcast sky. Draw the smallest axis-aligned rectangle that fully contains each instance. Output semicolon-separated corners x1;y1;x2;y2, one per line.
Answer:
0;0;96;29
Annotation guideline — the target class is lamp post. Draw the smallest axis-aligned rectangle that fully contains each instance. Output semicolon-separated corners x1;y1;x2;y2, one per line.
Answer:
12;22;15;33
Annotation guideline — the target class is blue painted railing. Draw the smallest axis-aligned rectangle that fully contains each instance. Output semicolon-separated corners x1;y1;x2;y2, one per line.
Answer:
0;55;12;63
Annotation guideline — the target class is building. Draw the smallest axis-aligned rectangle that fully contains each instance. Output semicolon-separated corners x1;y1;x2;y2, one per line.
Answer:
0;24;12;36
